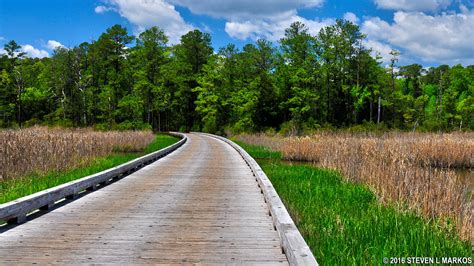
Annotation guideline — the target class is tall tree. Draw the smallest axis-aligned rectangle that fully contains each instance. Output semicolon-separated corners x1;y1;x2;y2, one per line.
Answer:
1;22;473;132
5;41;27;126
133;26;169;130
278;22;319;130
4;40;26;71
89;25;134;127
319;19;366;125
385;49;400;124
173;29;213;131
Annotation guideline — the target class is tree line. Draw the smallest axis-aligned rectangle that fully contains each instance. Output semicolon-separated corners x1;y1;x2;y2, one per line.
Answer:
1;20;472;133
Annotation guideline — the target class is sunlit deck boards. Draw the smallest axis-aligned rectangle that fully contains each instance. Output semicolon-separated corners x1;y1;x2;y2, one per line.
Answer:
0;133;288;264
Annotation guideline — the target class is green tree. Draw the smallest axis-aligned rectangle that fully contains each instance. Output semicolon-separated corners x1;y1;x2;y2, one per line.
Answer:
319;19;366;125
2;40;27;126
4;40;26;72
133;26;169;130
173;29;213;131
278;22;319;130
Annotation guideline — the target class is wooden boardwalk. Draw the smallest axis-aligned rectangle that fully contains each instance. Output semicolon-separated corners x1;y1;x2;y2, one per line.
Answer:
0;133;289;264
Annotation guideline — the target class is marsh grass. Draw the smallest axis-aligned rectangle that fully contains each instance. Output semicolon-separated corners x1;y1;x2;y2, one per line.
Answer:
235;141;472;265
235;132;473;242
0;126;156;181
0;134;178;204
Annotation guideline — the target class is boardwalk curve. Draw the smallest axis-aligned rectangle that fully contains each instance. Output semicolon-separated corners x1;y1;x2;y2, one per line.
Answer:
0;133;316;265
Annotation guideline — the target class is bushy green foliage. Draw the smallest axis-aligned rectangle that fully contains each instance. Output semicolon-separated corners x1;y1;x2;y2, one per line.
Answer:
0;21;472;132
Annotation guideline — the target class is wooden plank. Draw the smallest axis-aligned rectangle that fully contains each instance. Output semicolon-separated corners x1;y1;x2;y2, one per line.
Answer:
0;133;288;265
204;133;318;266
0;133;186;224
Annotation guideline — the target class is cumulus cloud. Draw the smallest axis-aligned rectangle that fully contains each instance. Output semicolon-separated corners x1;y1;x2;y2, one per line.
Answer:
343;12;359;24
374;0;452;12
46;40;64;50
362;8;474;64
170;0;327;41
168;0;324;20
96;0;193;43
226;11;333;41
97;0;327;42
22;44;49;58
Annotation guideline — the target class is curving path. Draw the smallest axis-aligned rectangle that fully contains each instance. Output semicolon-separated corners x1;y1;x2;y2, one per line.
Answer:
0;133;288;264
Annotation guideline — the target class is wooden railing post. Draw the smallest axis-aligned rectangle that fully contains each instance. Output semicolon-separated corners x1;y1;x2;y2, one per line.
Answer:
0;133;187;225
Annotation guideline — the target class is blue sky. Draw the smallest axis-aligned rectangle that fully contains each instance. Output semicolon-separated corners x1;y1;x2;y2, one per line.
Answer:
1;0;473;66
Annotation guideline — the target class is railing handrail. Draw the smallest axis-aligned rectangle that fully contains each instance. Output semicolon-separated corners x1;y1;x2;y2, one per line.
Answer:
0;132;187;224
201;133;318;266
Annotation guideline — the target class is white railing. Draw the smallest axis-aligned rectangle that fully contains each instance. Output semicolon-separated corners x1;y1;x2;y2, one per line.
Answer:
0;133;186;224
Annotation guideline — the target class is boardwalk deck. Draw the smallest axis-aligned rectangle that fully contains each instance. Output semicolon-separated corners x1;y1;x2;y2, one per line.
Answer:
0;133;289;264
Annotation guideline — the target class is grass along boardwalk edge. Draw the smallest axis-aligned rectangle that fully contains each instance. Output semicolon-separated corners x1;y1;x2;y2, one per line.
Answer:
234;140;472;265
203;133;318;266
0;133;183;224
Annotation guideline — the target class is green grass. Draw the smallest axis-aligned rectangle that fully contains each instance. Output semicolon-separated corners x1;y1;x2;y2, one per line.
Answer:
234;140;282;159
0;134;179;204
235;141;472;265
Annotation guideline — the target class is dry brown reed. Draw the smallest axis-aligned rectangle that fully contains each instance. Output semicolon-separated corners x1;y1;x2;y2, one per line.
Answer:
0;126;155;180
236;132;474;242
235;133;283;151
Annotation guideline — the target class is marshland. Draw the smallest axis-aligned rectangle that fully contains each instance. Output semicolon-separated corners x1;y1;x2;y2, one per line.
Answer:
0;126;155;180
1;5;473;263
235;132;473;243
0;127;179;203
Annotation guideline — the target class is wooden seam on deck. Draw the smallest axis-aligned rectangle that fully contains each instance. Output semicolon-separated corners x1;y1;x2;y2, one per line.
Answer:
0;133;288;264
0;132;187;224
202;133;319;266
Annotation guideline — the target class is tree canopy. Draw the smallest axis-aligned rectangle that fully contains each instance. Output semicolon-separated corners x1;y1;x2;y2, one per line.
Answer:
1;21;473;133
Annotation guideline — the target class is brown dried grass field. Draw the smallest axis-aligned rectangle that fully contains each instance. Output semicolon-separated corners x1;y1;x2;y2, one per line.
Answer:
0;126;155;181
235;132;473;242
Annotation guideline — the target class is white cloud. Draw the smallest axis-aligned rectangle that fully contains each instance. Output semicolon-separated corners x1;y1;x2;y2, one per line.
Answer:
0;36;5;41
362;8;474;64
97;0;327;42
343;12;359;24
374;0;452;12
22;44;49;58
225;11;333;41
46;40;64;50
169;0;324;20
97;0;193;44
170;0;326;41
363;39;394;63
95;5;115;13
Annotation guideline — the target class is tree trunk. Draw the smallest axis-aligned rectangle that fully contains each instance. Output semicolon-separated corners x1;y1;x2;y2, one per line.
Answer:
377;96;381;124
61;89;67;120
437;71;443;124
82;92;87;125
17;93;21;128
370;100;373;122
14;69;24;128
326;70;330;123
158;112;161;132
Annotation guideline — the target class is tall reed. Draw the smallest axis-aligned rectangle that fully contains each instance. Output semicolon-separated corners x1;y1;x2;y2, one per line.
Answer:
236;132;473;242
0;126;155;180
